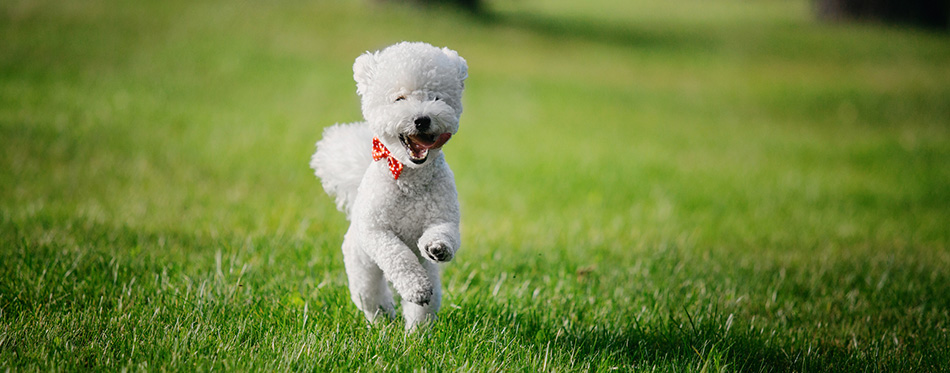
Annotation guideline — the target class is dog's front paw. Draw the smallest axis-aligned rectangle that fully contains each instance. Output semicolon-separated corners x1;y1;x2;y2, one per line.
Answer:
423;240;454;263
403;284;433;306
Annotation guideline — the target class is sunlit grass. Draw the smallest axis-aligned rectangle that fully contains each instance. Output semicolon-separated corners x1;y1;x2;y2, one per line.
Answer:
2;0;948;370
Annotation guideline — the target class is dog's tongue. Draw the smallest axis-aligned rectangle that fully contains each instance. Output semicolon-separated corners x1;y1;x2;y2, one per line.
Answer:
408;133;452;156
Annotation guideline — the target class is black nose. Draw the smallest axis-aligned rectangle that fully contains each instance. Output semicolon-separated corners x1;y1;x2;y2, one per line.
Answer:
414;116;431;131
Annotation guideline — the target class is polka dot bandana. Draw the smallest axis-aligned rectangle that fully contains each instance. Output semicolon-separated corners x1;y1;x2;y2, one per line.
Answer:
372;137;403;180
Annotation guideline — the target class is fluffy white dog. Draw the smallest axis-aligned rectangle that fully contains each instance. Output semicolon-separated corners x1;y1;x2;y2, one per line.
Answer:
310;42;467;330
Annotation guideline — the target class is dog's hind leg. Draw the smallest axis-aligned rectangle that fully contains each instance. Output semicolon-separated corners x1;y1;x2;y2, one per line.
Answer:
343;239;396;322
402;260;441;331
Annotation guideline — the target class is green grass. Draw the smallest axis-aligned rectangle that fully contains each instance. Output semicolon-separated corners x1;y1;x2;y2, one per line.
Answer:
2;0;949;370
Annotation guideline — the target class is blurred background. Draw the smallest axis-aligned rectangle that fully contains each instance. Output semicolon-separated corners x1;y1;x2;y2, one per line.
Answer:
2;0;949;369
4;0;946;238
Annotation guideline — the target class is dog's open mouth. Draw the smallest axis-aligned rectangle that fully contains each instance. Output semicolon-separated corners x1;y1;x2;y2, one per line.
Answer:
399;133;452;164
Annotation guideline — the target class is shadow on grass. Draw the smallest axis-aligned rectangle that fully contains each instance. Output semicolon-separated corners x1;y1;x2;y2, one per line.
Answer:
475;10;715;52
512;311;789;371
504;309;880;372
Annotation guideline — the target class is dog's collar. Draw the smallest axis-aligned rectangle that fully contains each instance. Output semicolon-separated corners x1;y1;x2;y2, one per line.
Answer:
372;137;403;180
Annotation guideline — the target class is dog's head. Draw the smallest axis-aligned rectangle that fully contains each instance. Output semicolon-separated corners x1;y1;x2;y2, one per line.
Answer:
353;42;468;167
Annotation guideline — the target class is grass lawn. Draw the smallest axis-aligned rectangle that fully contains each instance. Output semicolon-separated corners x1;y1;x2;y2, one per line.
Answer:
2;0;949;370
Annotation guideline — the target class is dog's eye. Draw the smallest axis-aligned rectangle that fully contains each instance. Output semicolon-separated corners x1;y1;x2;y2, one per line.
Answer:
395;96;406;102
434;96;442;101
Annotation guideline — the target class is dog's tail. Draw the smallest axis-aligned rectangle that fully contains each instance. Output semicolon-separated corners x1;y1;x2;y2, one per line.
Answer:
310;122;373;217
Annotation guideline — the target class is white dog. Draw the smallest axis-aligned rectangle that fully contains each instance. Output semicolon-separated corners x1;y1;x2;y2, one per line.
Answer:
310;42;467;330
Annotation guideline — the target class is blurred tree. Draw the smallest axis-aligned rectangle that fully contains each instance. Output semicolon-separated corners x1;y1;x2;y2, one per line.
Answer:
386;0;482;13
441;0;480;13
816;0;949;29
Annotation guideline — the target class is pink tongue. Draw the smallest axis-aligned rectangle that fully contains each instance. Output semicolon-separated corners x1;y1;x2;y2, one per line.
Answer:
429;133;452;149
411;133;452;150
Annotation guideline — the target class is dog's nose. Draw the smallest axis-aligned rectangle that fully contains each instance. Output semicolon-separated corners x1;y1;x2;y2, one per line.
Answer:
414;116;431;131
414;116;431;132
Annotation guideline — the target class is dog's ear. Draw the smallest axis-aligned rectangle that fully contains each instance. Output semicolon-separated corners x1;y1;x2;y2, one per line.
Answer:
441;47;468;84
353;51;377;96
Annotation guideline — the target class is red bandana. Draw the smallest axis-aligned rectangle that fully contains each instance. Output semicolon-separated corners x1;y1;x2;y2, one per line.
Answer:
372;137;403;180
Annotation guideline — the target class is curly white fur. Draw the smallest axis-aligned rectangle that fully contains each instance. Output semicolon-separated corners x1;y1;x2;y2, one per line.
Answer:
310;42;467;330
